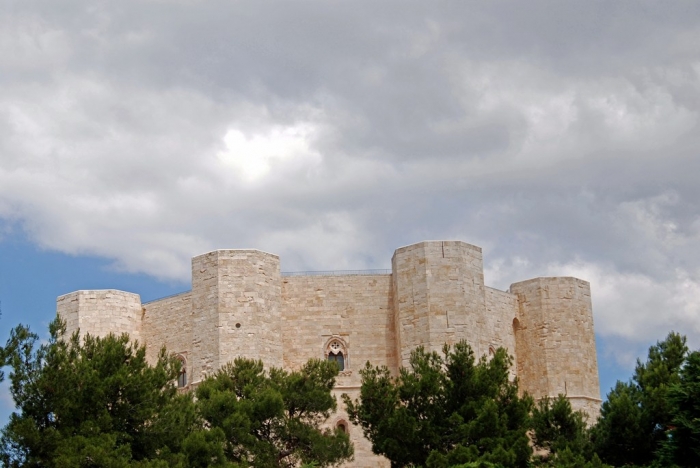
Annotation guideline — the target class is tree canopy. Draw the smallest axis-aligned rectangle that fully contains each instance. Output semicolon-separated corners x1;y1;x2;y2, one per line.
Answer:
531;395;609;468
0;320;352;468
195;358;352;468
591;332;687;466
344;341;533;468
659;350;700;467
0;319;192;467
3;316;700;468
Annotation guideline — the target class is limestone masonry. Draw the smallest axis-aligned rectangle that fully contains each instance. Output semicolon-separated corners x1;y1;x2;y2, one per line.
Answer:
57;240;601;467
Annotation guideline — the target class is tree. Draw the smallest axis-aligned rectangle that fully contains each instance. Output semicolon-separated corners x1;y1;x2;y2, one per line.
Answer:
635;331;688;445
592;332;688;466
344;341;533;468
659;350;700;467
531;395;608;467
1;318;353;468
532;395;588;458
0;319;200;467
194;357;353;468
590;381;647;466
0;324;35;384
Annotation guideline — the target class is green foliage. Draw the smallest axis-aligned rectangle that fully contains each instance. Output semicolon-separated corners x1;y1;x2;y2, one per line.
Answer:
179;427;236;468
11;314;699;468
658;350;700;467
447;461;501;468
635;332;688;447
0;319;197;467
0;318;352;468
591;380;647;466
545;448;609;468
0;324;35;383
591;332;688;466
195;357;353;468
531;395;594;465
344;341;533;468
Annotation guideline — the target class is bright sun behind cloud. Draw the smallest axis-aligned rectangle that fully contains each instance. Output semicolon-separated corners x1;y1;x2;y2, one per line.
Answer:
217;123;321;182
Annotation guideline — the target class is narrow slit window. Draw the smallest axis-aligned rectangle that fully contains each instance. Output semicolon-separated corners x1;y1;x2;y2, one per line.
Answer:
177;357;187;388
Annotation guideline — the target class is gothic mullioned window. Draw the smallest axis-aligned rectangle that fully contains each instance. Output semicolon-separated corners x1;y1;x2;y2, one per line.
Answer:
326;338;347;371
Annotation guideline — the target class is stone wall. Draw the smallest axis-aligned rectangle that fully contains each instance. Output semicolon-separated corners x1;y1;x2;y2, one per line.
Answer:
190;250;283;384
281;273;395;468
190;251;222;382
510;277;601;407
56;240;602;467
392;242;432;367
57;289;142;343
281;274;395;380
332;388;390;468
483;286;518;374
142;292;192;371
392;241;499;365
216;250;283;371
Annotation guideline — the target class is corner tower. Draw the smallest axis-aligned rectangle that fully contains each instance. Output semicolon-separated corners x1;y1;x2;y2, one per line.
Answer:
190;249;283;383
392;241;490;367
510;277;601;416
57;289;143;342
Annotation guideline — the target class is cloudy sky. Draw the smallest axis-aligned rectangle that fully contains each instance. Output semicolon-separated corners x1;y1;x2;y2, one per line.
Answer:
1;1;700;420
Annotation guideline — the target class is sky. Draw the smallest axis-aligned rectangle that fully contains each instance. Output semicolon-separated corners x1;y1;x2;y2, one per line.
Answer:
1;1;700;424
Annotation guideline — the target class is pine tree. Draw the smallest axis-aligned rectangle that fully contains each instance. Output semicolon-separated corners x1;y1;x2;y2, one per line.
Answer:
194;357;353;468
344;341;532;468
592;332;688;466
0;319;199;467
660;350;700;467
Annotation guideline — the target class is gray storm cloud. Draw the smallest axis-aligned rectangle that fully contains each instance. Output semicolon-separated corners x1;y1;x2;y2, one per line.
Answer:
1;1;700;365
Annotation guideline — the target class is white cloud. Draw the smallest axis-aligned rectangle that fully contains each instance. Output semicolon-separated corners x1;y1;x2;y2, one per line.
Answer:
218;123;322;182
1;1;700;367
259;212;373;272
0;15;71;71
485;255;700;368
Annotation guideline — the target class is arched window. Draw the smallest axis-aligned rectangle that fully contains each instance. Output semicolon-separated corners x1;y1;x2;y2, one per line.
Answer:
326;338;347;372
336;420;349;434
176;356;187;388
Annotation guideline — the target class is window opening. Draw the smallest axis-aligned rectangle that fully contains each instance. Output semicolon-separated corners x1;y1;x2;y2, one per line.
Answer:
176;356;187;388
326;338;347;371
328;351;345;371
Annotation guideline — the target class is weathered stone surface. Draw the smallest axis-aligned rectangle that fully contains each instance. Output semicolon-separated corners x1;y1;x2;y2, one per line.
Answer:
57;289;142;344
141;291;191;370
57;240;601;467
510;277;601;414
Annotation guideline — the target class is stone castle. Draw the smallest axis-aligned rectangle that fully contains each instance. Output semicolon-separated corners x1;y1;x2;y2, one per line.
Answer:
57;240;601;467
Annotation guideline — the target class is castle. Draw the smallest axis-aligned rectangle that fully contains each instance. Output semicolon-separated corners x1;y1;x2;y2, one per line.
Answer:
57;240;601;467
